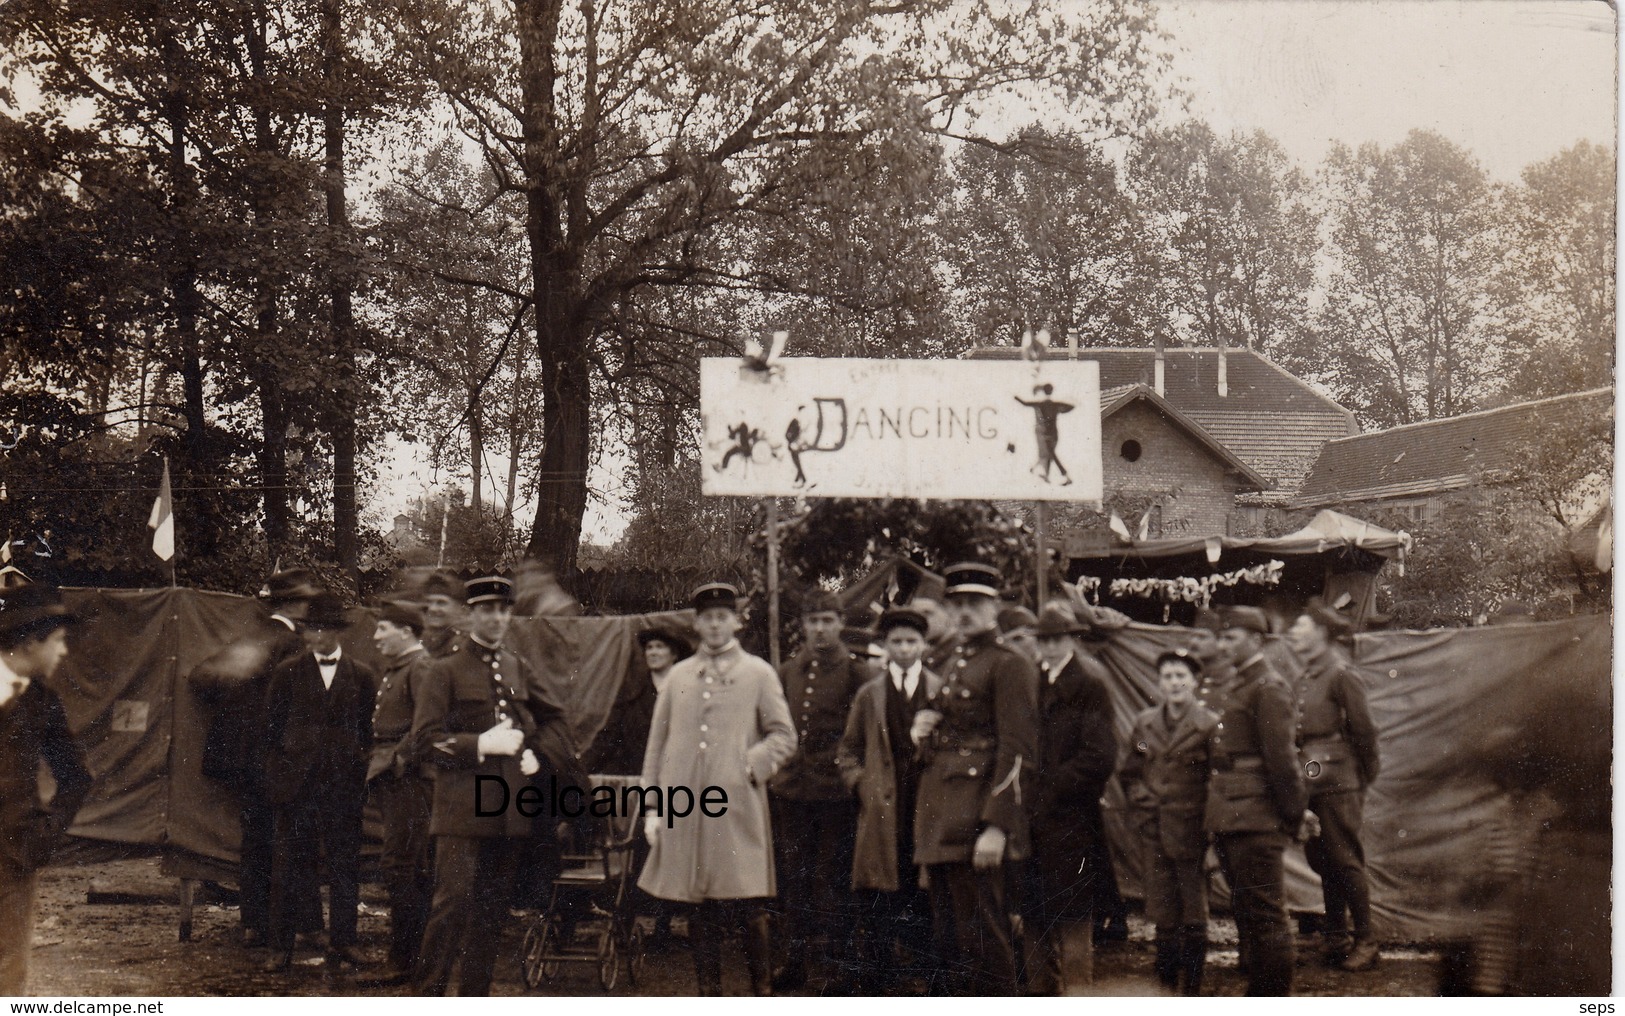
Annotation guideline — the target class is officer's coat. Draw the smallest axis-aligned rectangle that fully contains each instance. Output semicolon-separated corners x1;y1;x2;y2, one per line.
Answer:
913;628;1039;865
639;643;797;903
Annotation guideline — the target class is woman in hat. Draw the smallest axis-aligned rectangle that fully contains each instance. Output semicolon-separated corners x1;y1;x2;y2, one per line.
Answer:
1122;649;1220;995
585;627;694;777
639;583;797;995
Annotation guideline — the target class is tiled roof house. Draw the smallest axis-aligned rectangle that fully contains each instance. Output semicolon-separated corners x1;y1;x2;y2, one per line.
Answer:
1294;387;1615;519
967;345;1358;539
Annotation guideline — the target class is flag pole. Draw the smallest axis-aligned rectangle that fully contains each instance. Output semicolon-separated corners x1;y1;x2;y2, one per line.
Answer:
1035;500;1048;608
167;457;177;587
766;496;781;671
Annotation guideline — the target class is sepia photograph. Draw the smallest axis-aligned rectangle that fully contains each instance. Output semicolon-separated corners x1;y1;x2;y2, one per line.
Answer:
0;0;1614;1000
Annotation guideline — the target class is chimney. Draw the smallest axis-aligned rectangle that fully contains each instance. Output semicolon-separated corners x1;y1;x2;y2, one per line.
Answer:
1217;341;1228;398
1153;334;1166;396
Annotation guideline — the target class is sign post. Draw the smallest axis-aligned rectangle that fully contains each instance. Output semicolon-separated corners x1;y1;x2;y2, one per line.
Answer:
766;497;781;670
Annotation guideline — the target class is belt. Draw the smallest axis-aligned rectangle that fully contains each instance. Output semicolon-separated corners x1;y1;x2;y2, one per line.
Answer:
1224;755;1266;772
937;735;996;752
1298;734;1349;749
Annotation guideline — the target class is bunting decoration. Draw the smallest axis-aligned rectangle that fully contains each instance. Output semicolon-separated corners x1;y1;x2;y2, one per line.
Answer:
1107;559;1285;609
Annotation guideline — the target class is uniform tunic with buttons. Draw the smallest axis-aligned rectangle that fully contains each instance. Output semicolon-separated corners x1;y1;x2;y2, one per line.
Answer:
1203;653;1306;835
639;643;798;903
914;628;1039;865
770;643;868;800
1292;646;1379;796
368;647;434;782
410;638;577;838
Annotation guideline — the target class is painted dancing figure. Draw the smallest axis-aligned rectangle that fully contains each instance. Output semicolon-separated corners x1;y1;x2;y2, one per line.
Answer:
1014;385;1074;485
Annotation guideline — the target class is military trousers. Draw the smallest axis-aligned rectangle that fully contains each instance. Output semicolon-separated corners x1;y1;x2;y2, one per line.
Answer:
927;862;1018;995
1214;831;1293;996
1305;791;1369;942
416;834;524;996
374;773;435;969
769;795;856;966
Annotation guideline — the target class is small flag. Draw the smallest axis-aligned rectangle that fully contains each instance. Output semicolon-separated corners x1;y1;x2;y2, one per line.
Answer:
1108;512;1131;541
1596;495;1612;573
1;535;9;564
1136;509;1153;542
147;458;174;562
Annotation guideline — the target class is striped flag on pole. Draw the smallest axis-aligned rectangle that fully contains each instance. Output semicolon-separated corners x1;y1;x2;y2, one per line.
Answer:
148;458;174;561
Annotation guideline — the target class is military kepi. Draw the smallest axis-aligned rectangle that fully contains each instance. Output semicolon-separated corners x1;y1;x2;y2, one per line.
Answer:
691;582;741;613
465;575;515;606
1221;605;1270;634
943;561;1001;598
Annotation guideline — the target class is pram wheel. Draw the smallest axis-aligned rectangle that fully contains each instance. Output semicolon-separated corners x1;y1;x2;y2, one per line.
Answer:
626;923;646;987
522;917;561;987
597;927;620;990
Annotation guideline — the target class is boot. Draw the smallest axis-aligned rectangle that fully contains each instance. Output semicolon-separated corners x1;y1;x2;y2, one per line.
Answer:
691;905;723;996
745;909;775;996
1180;925;1207;997
1153;927;1181;990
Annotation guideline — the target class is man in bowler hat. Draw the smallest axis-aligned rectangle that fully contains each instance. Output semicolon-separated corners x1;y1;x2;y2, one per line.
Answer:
0;584;90;994
261;592;377;972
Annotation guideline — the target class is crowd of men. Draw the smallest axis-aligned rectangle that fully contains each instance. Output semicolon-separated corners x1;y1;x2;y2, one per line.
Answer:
0;562;1385;997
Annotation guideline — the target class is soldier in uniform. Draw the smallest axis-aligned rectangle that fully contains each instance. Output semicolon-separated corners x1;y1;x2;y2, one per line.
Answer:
1186;607;1234;714
1204;606;1308;996
418;570;465;658
410;575;580;996
1284;598;1381;972
769;589;868;991
363;602;437;984
912;562;1039;996
916;597;961;674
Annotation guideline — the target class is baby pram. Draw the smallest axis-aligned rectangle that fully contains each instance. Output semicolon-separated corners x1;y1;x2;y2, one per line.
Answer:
519;774;646;991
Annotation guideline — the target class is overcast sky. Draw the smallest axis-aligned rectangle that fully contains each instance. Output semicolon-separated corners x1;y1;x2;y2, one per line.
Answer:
1155;0;1616;180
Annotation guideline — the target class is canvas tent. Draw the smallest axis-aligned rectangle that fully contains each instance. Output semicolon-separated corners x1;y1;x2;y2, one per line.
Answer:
1065;510;1411;625
46;588;1607;944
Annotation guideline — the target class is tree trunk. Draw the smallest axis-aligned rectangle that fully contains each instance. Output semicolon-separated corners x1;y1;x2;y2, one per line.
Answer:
248;3;289;557
467;312;484;511
163;37;207;461
322;0;359;586
516;0;590;576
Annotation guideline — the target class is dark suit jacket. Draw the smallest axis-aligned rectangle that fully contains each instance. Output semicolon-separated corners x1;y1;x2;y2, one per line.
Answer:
1123;701;1220;860
192;615;306;798
0;681;92;871
262;652;376;808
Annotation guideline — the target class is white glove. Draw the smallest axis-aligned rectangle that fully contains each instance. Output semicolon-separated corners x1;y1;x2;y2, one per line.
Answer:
972;826;1008;871
643;814;662;845
477;718;523;760
519;748;539;776
910;709;943;748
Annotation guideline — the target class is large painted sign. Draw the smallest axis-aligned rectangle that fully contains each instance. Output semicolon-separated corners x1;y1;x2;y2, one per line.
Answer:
700;357;1102;501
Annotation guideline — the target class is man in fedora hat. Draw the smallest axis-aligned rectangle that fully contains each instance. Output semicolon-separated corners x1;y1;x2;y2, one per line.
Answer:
836;607;943;993
261;592;377;972
1285;597;1380;973
912;562;1038;995
768;588;868;991
1021;603;1118;993
412;575;582;996
1206;606;1307;996
0;583;90;994
190;565;323;948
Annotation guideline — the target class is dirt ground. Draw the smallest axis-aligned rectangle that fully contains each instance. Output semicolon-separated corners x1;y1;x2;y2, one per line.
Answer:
24;854;1446;997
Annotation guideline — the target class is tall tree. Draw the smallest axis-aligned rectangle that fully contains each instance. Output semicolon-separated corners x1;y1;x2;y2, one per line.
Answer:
1289;130;1502;428
1130;122;1315;354
387;0;1168;573
943;126;1151;350
1491;140;1616;400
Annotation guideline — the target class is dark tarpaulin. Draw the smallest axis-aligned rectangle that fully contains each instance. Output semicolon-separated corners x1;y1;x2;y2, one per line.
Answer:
46;590;1609;945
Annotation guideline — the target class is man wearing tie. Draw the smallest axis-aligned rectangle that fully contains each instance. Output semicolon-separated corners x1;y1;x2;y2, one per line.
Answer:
836;607;942;993
261;592;377;972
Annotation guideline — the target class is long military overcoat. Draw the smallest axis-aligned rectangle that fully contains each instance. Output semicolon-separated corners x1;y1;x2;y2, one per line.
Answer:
639;644;797;903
